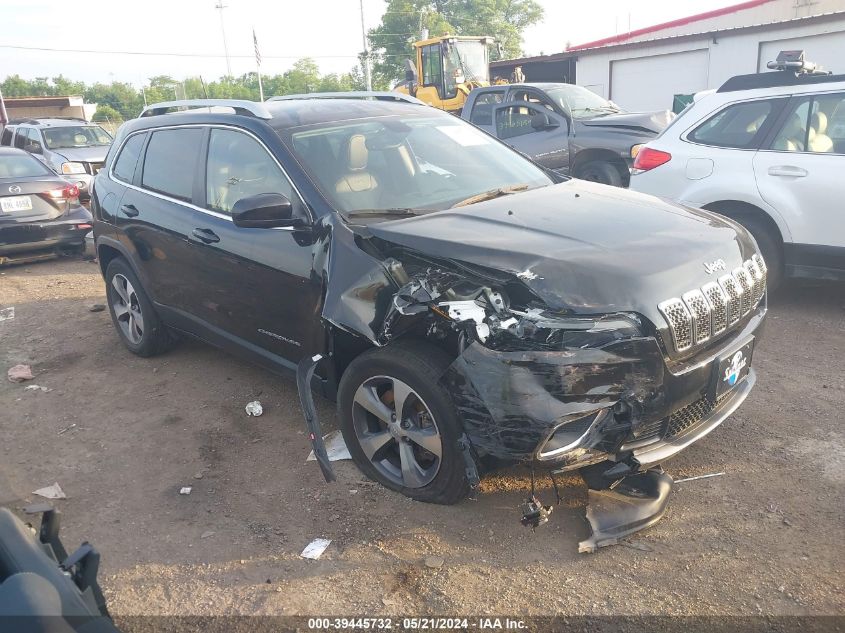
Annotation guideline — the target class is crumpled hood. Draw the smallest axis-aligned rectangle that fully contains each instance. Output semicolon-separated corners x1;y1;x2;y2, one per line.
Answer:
579;110;675;134
366;180;756;325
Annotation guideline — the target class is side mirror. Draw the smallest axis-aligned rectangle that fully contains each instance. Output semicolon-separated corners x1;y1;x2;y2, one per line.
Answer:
531;112;559;131
24;142;42;154
231;193;300;229
404;59;417;84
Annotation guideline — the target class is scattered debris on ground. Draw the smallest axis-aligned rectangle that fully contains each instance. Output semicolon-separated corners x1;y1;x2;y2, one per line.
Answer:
0;307;14;322
7;364;34;382
57;423;77;435
674;472;725;483
301;538;331;560
179;487;192;495
32;483;66;500
88;304;106;313
244;400;263;417
24;384;51;392
306;430;351;462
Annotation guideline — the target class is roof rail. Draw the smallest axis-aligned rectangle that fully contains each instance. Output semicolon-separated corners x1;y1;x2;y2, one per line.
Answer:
139;99;272;119
717;70;845;93
267;91;425;105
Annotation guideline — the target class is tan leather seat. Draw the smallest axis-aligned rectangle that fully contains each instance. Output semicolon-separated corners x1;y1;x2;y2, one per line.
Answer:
808;111;833;153
335;134;379;209
772;113;806;152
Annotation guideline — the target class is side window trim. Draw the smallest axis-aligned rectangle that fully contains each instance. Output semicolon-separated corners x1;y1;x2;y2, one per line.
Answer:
109;123;313;226
684;97;787;150
202;125;306;218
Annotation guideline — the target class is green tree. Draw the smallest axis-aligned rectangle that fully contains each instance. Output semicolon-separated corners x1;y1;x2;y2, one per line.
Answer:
92;104;123;123
368;0;543;87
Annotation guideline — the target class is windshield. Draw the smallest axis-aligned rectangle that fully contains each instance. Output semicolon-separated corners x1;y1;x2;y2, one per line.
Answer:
0;152;52;178
545;85;622;118
42;125;112;150
284;114;552;219
445;40;489;84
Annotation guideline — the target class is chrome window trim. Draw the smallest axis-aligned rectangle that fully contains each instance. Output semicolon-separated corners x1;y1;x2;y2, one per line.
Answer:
108;122;312;230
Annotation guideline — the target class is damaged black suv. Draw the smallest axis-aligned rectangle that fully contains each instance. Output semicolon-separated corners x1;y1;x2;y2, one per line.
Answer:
92;96;767;505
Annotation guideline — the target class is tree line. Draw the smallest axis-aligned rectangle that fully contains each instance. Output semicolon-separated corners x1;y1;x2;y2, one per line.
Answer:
1;59;365;123
2;0;544;123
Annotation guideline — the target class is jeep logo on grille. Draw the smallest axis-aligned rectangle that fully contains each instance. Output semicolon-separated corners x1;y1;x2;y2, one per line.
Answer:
704;258;727;274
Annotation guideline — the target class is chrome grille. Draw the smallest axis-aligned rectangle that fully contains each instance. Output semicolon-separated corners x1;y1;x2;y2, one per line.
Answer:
733;267;753;316
718;274;742;327
659;258;766;353
683;289;712;344
745;259;765;306
702;282;728;335
658;298;692;352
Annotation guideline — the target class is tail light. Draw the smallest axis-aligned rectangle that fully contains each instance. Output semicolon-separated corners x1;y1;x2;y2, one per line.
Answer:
44;184;80;203
632;147;672;173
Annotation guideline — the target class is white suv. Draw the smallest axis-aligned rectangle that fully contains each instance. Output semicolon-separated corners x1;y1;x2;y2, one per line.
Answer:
629;63;845;288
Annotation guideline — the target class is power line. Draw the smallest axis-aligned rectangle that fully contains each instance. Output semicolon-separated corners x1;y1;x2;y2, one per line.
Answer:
0;43;411;59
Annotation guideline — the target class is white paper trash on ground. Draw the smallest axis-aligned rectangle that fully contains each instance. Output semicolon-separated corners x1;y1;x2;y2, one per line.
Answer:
32;483;66;500
301;538;331;560
0;307;14;322
306;430;351;462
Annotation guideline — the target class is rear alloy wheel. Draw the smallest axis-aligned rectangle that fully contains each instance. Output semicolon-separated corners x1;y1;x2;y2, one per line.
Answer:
110;274;144;345
577;160;624;187
338;341;470;504
105;258;176;357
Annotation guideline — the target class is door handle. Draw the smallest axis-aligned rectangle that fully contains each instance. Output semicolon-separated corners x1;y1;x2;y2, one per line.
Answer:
119;204;139;217
191;228;220;244
768;165;808;177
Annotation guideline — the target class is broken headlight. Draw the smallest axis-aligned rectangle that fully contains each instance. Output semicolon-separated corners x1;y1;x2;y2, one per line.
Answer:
503;311;643;350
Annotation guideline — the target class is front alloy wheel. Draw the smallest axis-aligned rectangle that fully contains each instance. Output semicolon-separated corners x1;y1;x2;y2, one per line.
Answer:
351;375;442;489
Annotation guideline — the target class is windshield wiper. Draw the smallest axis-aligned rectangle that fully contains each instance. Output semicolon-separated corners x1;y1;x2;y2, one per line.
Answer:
344;208;420;219
450;184;530;208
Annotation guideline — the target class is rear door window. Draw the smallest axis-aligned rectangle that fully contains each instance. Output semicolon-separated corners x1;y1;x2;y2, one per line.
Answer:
469;91;504;125
0;127;13;146
112;133;147;183
688;100;777;149
13;128;28;149
769;92;845;154
141;128;203;201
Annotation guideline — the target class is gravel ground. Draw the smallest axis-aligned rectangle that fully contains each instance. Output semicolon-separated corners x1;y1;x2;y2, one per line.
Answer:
1;259;843;620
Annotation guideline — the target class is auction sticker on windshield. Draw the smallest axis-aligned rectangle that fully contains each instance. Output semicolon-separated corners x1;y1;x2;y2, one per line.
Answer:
436;125;489;146
1;196;33;213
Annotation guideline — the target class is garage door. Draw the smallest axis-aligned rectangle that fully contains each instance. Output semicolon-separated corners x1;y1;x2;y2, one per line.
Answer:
758;31;845;73
610;49;709;112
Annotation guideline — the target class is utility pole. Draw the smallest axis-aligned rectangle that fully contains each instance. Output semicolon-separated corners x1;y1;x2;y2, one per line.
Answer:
359;0;372;91
0;86;9;127
215;2;232;77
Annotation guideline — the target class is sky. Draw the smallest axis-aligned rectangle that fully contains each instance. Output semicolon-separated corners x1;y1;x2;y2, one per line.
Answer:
1;0;743;86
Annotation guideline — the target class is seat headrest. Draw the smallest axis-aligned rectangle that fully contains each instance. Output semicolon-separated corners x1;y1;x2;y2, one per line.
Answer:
811;111;828;134
347;134;368;171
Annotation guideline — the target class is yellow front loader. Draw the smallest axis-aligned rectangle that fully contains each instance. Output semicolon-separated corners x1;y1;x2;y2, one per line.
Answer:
394;36;494;114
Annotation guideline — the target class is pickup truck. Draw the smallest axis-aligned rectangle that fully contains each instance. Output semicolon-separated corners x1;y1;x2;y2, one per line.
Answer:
461;83;674;187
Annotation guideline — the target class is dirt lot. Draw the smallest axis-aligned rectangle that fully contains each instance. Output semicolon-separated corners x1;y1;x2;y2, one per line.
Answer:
1;258;843;619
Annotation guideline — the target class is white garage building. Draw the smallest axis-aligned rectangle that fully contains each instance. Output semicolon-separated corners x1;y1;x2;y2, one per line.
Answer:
509;0;845;113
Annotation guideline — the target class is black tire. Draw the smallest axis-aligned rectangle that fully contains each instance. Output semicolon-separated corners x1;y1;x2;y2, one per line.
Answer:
337;340;469;504
576;160;624;187
104;257;177;357
733;214;784;291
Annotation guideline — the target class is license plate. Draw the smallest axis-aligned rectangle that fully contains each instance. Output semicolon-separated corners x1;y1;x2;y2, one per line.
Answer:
710;338;754;400
1;195;33;213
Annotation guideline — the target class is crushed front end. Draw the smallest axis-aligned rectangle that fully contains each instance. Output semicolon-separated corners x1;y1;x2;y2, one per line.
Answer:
372;246;767;475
